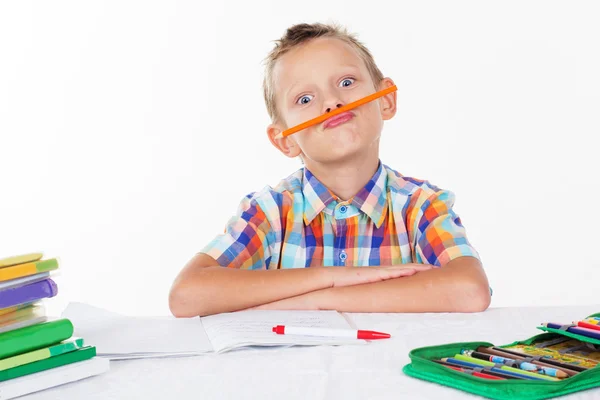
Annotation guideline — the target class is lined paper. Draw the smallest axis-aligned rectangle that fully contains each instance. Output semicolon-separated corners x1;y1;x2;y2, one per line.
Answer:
201;310;365;353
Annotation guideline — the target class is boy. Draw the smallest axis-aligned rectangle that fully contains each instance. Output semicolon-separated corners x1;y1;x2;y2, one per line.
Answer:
169;23;491;317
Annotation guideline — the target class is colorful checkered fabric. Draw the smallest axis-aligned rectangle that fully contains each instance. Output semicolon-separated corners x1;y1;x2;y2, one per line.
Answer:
201;161;480;269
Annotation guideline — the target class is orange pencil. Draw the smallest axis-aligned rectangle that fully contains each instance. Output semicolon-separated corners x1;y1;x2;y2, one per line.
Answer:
275;85;397;139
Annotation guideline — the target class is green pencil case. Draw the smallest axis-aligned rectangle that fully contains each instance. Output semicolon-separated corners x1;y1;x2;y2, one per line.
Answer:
403;312;600;400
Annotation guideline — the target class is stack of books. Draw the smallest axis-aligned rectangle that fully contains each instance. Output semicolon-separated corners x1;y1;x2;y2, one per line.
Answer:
0;252;109;399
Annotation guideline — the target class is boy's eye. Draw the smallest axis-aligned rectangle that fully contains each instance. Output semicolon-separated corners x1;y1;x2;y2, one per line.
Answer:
296;95;313;105
340;78;355;87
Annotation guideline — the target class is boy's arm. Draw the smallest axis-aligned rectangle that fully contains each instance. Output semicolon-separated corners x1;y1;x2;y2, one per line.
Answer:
252;256;491;313
168;253;433;317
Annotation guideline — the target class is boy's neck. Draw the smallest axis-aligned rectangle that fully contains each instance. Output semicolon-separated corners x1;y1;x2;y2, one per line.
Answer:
303;151;380;202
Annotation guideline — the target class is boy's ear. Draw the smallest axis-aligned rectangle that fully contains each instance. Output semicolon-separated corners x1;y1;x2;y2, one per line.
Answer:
378;77;397;121
267;123;303;158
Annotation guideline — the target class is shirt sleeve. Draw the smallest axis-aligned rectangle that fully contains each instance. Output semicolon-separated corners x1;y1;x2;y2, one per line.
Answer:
409;188;480;267
200;194;275;270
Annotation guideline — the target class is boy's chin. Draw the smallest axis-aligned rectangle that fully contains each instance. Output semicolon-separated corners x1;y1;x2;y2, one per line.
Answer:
318;127;362;146
306;145;371;165
302;128;380;163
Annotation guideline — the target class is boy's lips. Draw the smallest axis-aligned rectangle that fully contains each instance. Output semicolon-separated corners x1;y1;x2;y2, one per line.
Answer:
323;111;354;129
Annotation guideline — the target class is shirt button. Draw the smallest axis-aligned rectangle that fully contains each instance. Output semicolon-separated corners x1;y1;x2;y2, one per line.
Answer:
339;205;347;213
339;251;347;261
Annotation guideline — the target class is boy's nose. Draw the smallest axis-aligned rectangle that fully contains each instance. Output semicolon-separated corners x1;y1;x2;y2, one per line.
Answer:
325;104;343;113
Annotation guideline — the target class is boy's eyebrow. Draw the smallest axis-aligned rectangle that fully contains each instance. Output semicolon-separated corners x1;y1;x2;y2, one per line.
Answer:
338;64;361;73
285;80;303;99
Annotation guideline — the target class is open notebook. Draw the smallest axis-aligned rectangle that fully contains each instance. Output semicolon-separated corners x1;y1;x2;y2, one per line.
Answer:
61;302;366;360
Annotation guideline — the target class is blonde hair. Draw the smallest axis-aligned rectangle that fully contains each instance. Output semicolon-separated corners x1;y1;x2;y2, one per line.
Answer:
262;22;385;123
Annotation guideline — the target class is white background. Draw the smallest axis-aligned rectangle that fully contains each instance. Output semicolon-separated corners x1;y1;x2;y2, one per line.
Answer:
1;1;598;316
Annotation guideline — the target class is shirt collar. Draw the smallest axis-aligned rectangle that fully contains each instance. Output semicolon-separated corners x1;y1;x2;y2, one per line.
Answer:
302;161;389;228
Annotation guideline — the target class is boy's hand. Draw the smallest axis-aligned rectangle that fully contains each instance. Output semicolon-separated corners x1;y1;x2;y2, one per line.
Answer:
328;265;433;288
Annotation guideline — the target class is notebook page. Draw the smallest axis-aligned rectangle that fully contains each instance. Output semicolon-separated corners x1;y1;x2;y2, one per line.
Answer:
62;302;213;358
200;309;366;353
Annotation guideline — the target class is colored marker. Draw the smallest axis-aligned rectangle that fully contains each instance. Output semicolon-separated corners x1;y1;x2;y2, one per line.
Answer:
583;319;599;325
271;325;390;339
434;360;517;379
453;354;559;381
489;346;588;372
438;363;505;380
575;321;600;332
542;322;600;341
461;350;567;378
477;346;580;376
441;357;545;381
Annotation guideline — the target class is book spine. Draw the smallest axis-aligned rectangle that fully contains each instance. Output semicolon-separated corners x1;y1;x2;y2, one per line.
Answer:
0;279;58;309
0;319;74;359
0;259;59;282
0;338;84;371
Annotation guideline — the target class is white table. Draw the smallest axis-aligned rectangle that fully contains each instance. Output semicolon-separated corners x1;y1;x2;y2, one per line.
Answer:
25;305;600;400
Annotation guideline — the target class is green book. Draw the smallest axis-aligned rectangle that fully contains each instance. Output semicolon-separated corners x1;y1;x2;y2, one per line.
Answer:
0;346;96;382
0;338;84;371
0;318;73;359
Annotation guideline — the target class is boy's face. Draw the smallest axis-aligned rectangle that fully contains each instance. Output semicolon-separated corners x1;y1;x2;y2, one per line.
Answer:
267;37;396;165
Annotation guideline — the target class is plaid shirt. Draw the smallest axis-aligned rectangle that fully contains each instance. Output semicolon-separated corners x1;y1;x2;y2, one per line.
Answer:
201;161;480;269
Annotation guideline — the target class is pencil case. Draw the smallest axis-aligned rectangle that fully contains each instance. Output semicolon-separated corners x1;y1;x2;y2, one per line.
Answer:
402;312;600;400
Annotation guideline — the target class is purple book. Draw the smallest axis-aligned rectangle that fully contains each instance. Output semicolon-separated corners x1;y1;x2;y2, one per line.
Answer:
0;278;58;309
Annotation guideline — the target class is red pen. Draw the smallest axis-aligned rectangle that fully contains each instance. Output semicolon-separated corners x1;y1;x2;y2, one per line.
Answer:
575;321;600;332
271;325;391;339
